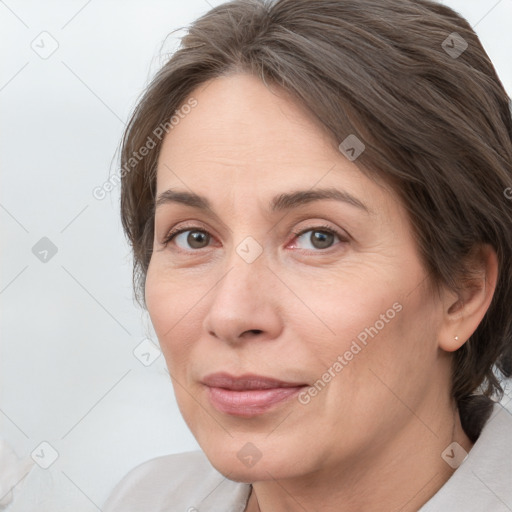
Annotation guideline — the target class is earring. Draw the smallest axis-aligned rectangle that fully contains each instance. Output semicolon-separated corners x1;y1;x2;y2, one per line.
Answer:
454;336;459;341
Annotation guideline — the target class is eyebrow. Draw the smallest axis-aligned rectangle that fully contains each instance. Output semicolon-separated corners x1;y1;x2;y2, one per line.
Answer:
154;187;371;215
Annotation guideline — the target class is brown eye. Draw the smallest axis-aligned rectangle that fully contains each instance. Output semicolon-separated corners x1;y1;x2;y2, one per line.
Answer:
186;231;210;249
310;230;335;249
292;226;345;251
163;228;211;249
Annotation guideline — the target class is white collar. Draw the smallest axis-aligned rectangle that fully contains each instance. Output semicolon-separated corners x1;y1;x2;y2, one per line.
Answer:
419;402;512;511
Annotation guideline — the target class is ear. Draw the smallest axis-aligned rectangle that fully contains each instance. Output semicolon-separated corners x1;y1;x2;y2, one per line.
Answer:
438;244;498;352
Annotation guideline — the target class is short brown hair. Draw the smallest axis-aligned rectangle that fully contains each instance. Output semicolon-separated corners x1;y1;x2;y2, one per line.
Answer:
118;0;512;441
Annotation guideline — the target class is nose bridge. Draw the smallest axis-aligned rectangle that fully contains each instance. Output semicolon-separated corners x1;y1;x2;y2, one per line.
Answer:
202;233;282;342
217;235;269;306
217;203;269;291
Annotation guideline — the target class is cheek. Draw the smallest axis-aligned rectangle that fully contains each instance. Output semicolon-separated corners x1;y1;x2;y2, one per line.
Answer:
291;260;438;405
286;268;404;362
318;285;441;423
144;263;199;371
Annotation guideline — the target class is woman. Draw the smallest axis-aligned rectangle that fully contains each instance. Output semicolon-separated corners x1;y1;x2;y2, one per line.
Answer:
103;0;512;510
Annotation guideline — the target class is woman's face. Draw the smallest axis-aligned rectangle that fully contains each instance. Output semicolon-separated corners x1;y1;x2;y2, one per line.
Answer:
145;73;451;482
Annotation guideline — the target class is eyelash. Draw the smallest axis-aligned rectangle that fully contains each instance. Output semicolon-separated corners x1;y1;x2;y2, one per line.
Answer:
161;223;348;252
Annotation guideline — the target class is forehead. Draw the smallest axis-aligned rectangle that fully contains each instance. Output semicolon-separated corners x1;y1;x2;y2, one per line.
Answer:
155;73;397;219
163;75;338;158
160;75;345;175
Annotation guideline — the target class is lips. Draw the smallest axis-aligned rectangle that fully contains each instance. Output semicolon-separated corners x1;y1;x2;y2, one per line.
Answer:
202;372;307;417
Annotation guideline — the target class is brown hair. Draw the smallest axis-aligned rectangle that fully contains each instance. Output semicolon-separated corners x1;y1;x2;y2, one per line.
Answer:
118;0;512;441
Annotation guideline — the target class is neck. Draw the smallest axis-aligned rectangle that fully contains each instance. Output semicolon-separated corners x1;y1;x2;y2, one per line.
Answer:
245;403;473;512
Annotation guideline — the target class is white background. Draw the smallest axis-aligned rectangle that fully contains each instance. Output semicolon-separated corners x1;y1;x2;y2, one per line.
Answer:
1;0;511;510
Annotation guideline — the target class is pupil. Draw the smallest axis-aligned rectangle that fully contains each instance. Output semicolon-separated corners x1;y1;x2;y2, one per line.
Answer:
189;231;208;248
312;231;332;249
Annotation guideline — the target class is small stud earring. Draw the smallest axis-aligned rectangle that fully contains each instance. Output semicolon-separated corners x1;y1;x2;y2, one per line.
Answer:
454;336;459;341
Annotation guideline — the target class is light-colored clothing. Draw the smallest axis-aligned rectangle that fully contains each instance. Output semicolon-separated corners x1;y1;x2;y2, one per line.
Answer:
0;438;34;510
103;403;512;511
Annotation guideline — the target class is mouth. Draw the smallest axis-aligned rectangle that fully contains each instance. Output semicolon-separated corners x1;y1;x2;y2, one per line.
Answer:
201;372;308;417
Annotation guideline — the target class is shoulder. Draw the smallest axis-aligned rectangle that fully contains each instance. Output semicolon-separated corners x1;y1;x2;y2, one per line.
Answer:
420;402;512;511
102;450;251;512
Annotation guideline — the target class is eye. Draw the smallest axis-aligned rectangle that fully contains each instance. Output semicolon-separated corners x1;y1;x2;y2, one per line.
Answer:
162;227;212;250
290;225;346;251
161;224;348;252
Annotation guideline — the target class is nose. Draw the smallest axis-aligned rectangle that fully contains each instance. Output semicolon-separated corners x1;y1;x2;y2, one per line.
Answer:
202;251;283;345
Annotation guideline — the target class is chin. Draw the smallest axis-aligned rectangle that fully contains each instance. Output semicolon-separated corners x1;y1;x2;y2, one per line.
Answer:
199;439;307;483
206;452;288;483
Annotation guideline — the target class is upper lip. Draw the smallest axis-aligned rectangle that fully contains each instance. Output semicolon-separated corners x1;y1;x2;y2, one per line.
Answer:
201;372;307;390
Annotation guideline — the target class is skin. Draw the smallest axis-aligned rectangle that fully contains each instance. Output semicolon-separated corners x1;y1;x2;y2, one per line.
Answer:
145;73;498;512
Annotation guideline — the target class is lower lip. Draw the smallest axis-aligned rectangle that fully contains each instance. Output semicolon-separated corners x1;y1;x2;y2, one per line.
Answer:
206;386;305;417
